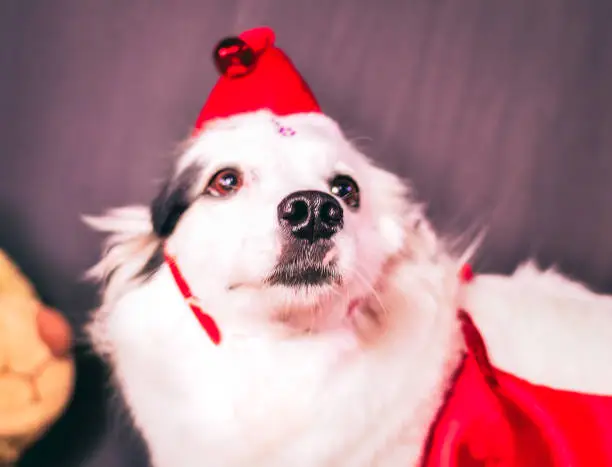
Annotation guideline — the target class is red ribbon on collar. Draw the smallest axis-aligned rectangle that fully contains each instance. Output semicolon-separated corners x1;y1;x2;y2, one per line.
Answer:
164;251;222;345
459;263;474;283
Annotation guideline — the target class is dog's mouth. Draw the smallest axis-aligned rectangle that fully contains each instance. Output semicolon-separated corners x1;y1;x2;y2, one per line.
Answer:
266;262;341;287
266;240;342;288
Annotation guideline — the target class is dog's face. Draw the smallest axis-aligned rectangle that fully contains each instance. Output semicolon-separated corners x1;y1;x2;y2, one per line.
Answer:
152;110;420;331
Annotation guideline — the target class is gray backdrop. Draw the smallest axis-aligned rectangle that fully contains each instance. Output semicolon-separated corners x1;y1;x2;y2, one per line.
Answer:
1;1;611;466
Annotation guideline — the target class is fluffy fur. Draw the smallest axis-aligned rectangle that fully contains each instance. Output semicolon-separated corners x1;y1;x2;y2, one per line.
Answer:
85;110;612;466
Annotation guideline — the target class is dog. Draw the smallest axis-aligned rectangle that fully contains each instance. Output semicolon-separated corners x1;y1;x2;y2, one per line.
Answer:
85;28;612;466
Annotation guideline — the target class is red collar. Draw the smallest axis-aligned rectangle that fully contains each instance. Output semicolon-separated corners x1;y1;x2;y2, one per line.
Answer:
164;257;475;349
164;251;222;345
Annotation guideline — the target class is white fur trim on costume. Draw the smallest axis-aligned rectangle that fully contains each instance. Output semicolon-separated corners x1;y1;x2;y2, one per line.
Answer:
462;261;612;394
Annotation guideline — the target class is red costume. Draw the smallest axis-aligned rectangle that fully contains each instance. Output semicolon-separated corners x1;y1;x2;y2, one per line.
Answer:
422;268;612;466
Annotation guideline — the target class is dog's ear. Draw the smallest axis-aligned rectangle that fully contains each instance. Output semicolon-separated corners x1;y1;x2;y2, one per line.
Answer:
151;164;202;237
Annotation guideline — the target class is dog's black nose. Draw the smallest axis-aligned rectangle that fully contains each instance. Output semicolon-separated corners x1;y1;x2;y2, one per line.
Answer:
278;190;344;242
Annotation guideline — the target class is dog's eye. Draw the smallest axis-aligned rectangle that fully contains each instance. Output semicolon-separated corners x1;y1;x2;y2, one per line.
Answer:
206;168;243;197
330;175;360;209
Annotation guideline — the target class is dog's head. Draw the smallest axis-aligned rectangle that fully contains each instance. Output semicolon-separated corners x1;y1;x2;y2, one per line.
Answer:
142;110;435;333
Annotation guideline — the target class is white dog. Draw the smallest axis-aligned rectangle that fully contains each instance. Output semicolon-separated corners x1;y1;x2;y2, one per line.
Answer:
85;28;612;467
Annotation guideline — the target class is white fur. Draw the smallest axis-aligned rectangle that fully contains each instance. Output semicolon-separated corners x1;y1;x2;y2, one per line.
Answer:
86;110;612;466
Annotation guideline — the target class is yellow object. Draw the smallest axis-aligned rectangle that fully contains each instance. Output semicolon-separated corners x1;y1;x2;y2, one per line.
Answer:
0;251;36;300
0;251;75;465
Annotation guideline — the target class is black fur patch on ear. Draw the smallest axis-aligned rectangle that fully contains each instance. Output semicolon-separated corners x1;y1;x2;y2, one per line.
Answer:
135;243;165;282
151;164;202;237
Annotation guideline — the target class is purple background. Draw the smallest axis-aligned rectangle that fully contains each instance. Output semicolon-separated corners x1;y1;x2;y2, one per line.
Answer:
1;1;611;466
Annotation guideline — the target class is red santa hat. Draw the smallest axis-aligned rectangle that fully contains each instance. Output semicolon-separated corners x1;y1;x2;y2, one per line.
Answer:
193;27;322;133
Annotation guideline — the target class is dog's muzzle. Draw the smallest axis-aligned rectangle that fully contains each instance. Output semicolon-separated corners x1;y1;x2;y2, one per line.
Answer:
268;190;343;287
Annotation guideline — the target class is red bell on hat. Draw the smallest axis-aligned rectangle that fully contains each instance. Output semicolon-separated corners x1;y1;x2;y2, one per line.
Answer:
193;27;322;132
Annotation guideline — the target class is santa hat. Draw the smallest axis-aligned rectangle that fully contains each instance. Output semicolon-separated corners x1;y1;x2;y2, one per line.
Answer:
193;27;322;132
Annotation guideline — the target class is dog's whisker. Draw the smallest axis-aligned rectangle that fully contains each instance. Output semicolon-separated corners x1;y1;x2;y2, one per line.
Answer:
350;266;390;321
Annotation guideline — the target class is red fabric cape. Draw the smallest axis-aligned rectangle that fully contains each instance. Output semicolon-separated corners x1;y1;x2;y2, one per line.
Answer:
421;310;612;466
